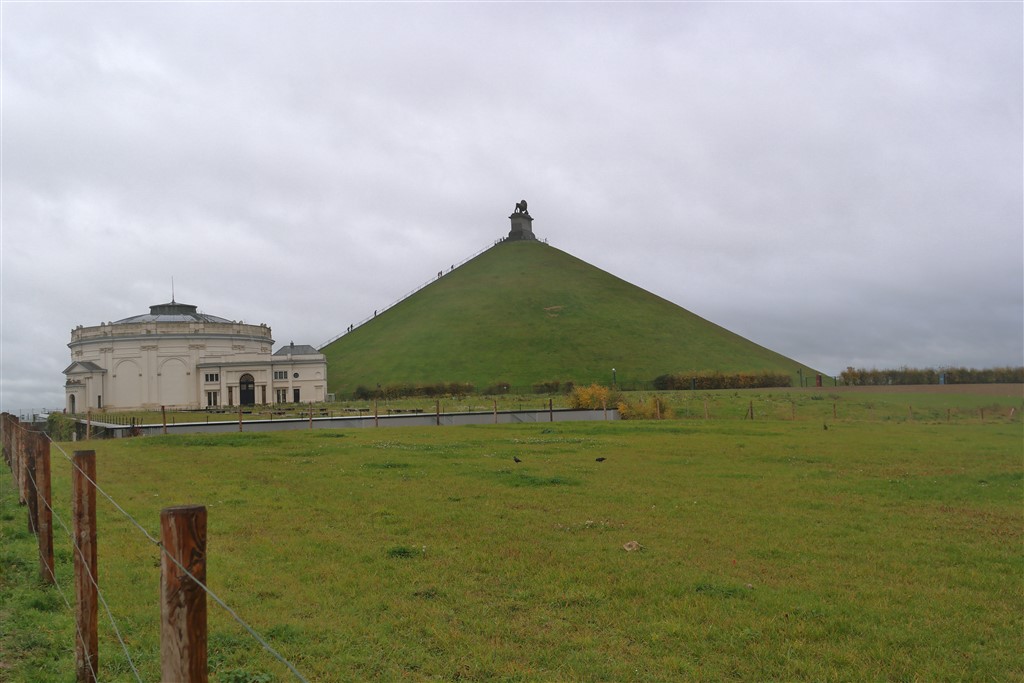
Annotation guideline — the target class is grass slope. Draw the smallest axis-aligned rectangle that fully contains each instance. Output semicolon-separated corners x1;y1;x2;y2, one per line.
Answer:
324;240;818;395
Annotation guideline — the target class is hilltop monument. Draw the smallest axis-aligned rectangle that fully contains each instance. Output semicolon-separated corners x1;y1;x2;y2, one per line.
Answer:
507;199;536;241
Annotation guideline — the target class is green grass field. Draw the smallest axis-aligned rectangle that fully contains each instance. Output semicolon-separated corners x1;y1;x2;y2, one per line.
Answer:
74;383;1024;430
2;391;1022;681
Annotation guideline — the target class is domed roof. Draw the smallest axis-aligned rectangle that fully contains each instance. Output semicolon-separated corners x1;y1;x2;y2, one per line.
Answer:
112;301;232;324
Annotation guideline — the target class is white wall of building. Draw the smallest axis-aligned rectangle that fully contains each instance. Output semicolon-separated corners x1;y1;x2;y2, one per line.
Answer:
65;315;327;412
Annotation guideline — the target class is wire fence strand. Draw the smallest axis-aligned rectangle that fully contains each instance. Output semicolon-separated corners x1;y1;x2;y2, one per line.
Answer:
44;432;309;682
24;452;142;682
2;418;309;682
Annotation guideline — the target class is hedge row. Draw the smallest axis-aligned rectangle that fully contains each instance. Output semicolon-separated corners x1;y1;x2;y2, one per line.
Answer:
351;372;800;399
354;382;475;400
653;371;792;391
839;366;1024;386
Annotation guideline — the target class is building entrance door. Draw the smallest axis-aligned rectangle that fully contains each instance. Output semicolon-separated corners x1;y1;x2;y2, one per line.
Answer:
239;374;256;405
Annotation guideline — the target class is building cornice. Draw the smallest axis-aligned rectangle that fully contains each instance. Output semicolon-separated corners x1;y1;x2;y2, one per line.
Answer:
69;332;275;349
196;358;325;369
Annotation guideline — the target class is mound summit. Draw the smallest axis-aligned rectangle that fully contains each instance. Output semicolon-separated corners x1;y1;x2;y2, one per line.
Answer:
322;208;818;395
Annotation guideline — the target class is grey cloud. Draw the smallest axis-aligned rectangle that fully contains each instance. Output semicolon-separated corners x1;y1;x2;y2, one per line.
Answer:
2;2;1020;411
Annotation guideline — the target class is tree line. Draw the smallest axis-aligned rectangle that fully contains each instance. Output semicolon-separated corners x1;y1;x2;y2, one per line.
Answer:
839;366;1023;386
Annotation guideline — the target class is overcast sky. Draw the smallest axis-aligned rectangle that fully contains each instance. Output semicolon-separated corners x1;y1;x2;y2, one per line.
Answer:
2;2;1021;412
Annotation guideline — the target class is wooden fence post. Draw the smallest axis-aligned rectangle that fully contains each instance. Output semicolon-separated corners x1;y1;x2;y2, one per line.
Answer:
161;505;208;683
1;413;9;468
9;414;16;469
13;416;26;504
72;450;98;683
3;414;13;481
33;432;55;584
549;398;554;422
162;406;168;435
374;400;379;427
493;399;498;424
436;400;440;426
5;415;13;485
86;410;92;440
20;421;31;505
26;439;38;534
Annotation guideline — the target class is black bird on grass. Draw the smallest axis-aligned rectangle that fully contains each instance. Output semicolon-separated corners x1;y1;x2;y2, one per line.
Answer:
513;456;522;463
595;457;606;462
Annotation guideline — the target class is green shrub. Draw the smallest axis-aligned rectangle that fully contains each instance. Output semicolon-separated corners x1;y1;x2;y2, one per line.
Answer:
353;382;475;400
653;371;792;390
220;670;273;683
45;413;76;441
532;380;569;394
353;385;382;400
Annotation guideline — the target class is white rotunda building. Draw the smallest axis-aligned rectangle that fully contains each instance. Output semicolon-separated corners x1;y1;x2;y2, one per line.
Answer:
63;300;326;413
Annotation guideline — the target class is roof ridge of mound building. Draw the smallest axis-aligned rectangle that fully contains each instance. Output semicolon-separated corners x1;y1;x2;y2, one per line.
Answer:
274;342;320;356
112;300;233;324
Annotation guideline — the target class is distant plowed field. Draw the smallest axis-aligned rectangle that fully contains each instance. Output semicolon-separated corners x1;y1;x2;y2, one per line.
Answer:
832;383;1023;397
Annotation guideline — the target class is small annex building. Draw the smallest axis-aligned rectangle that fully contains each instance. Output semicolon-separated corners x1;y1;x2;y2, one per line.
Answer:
63;300;327;413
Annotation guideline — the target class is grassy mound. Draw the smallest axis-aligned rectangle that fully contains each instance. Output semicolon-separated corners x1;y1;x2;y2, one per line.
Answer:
323;240;818;396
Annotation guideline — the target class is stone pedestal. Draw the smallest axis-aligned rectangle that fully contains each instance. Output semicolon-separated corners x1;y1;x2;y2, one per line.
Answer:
507;212;535;241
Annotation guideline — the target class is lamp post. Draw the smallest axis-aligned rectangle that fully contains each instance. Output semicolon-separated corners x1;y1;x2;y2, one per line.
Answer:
612;368;617;388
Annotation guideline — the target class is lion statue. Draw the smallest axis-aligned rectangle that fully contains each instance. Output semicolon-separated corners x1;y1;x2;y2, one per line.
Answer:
514;199;529;215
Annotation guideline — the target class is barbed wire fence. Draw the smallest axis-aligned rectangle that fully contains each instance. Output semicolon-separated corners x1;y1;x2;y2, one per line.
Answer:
1;413;309;682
